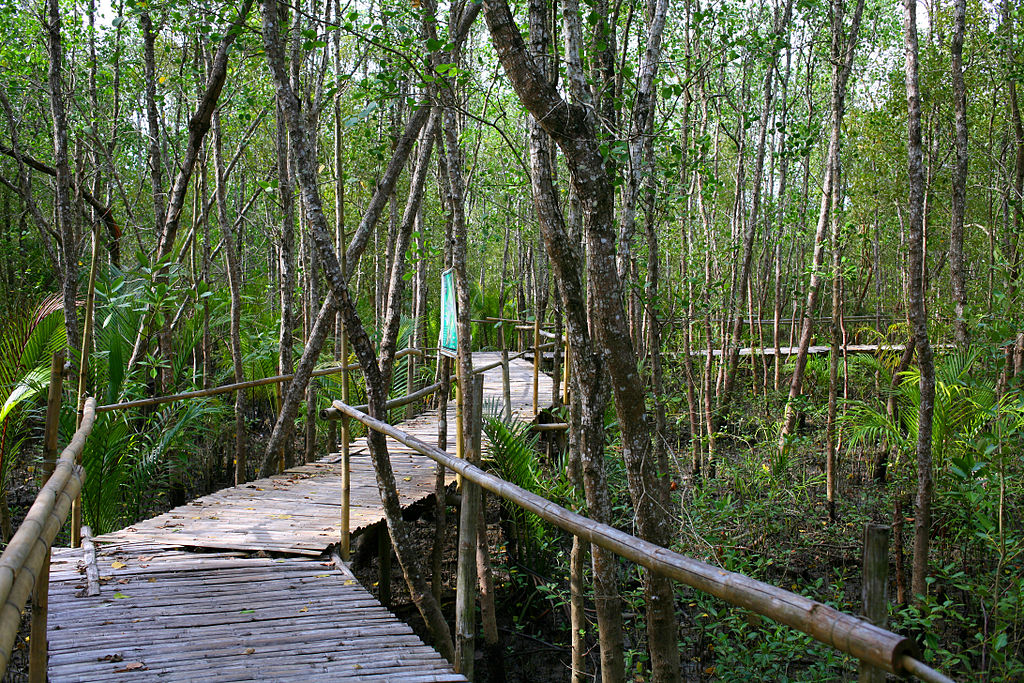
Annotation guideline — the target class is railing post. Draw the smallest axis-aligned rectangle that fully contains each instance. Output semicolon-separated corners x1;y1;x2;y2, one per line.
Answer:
859;524;891;683
340;327;351;561
405;340;416;421
533;317;540;416
455;374;484;678
499;325;511;421
29;351;64;683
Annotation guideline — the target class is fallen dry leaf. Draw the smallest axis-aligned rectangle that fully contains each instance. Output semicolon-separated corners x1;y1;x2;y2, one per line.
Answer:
243;648;255;655
113;662;147;673
97;654;123;662
110;561;127;570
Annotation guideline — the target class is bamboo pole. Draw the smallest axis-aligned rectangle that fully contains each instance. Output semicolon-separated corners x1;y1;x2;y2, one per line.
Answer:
339;325;351;561
0;398;95;676
454;374;483;678
533;317;540;415
329;397;931;677
321;382;442;420
499;325;511;421
72;224;100;548
405;335;416;421
28;351;64;683
95;347;424;413
859;524;891;683
378;523;392;608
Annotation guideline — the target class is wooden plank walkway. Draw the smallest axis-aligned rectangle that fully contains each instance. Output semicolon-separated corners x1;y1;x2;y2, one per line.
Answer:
45;354;553;681
694;343;939;358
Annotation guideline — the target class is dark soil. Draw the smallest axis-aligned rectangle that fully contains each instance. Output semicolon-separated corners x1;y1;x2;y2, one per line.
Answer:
349;490;573;683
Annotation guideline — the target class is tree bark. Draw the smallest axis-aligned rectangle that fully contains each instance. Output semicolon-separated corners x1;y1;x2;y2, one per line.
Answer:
949;0;968;347
44;0;81;358
260;0;457;660
483;1;678;678
903;0;935;604
779;0;864;451
213;113;247;485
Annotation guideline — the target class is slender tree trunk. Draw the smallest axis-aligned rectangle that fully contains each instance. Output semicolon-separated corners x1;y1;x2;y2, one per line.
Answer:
260;0;457;660
903;0;935;604
213;113;247;485
45;0;81;357
948;0;968;348
779;0;864;452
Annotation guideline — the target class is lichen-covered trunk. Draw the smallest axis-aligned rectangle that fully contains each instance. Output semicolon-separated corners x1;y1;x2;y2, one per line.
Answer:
903;0;935;604
260;0;455;660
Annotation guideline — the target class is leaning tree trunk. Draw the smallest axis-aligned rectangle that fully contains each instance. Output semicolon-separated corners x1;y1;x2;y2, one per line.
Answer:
903;0;936;604
261;0;464;661
483;1;679;679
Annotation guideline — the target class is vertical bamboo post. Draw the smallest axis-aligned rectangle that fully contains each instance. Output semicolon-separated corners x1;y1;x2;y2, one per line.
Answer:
72;222;99;548
533;317;540;415
455;374;484;677
29;351;64;683
339;328;351;560
378;524;392;608
276;382;286;474
859;524;890;683
498;324;511;421
405;338;416;421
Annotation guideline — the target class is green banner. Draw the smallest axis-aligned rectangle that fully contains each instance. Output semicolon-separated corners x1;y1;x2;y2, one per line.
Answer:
438;268;457;358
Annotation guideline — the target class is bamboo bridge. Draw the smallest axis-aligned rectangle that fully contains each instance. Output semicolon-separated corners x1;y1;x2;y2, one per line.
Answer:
0;333;955;682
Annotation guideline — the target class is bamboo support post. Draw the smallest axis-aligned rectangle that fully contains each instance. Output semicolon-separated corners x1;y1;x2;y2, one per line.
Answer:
405;338;416;421
454;374;484;678
533;318;540;415
499;325;511;421
340;327;351;561
860;524;891;683
328;397;931;679
378;524;392;609
28;351;64;683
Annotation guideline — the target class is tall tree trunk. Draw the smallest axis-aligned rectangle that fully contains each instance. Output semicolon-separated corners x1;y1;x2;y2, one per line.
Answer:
276;100;297;471
45;0;81;357
213;113;247;485
903;0;935;604
779;0;864;451
950;0;968;347
483;2;679;679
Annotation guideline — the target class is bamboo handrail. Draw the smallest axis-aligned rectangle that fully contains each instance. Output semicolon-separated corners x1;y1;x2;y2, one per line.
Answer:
0;397;96;675
328;397;951;680
95;347;426;413
321;381;443;419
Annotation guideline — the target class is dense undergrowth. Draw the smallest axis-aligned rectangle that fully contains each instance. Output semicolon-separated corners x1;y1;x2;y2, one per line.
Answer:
479;333;1024;681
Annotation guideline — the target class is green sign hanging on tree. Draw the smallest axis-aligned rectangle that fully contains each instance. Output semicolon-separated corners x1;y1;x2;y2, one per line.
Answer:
439;268;457;358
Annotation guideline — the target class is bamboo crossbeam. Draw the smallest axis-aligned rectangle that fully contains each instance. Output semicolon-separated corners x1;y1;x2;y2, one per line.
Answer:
531;422;569;432
321;382;443;419
0;397;95;676
96;348;425;413
328;398;941;679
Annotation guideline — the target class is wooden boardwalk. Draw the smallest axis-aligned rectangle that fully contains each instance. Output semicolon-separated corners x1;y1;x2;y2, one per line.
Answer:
45;354;552;681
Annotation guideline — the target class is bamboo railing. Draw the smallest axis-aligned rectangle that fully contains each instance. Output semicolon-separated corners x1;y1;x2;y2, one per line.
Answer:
0;396;96;678
326;398;956;683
